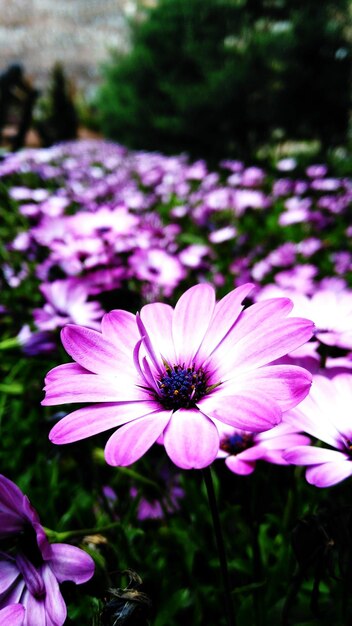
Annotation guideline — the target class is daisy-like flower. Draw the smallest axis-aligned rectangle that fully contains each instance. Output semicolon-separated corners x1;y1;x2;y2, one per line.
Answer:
283;374;352;487
216;421;311;475
0;474;94;625
42;283;314;470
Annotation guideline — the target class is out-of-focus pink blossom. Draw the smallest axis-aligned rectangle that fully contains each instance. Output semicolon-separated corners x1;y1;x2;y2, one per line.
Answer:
128;248;186;297
33;278;104;331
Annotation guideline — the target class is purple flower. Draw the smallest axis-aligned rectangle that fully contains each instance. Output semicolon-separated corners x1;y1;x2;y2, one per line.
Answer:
130;471;184;521
17;325;56;357
33;278;104;331
42;283;313;469
128;247;186;297
216;421;311;475
0;475;94;625
283;374;352;487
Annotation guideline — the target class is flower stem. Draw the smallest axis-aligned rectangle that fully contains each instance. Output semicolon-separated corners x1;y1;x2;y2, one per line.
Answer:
43;521;122;542
202;466;236;626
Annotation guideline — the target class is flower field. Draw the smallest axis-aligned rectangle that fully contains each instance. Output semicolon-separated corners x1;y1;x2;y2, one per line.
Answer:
1;139;352;625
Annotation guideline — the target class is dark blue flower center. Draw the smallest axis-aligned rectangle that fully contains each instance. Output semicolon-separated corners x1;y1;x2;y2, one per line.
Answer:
157;364;208;410
220;433;254;455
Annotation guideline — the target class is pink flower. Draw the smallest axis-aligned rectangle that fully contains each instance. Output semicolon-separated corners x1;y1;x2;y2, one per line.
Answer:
33;278;104;331
42;284;313;469
283;374;352;487
128;247;186;296
216;421;311;475
0;475;95;625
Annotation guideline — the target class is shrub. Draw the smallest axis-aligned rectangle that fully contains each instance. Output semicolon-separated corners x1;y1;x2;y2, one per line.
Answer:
96;0;351;163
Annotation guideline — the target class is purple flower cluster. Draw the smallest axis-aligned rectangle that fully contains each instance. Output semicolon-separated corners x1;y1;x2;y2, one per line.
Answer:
1;139;352;493
1;141;350;345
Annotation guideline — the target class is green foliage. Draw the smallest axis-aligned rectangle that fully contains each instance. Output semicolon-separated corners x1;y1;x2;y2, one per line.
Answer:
96;0;351;163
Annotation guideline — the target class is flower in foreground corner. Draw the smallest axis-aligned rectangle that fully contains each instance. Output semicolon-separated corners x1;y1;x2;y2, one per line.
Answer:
42;283;314;469
283;373;352;487
0;474;94;626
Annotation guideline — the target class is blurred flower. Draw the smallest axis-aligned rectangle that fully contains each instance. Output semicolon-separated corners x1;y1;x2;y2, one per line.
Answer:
33;278;104;331
17;325;56;356
233;189;268;215
43;283;313;469
130;470;184;521
128;247;186;297
240;166;265;187
275;265;317;294
276;158;297;172
216;421;310;475
209;226;237;244
284;374;352;487
0;474;94;625
306;164;328;178
178;244;210;268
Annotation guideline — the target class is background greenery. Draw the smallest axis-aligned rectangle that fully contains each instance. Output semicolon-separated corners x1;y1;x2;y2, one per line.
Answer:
96;0;351;164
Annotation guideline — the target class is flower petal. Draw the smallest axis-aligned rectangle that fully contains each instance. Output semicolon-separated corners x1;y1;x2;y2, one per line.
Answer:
0;475;25;518
283;387;343;449
42;373;145;405
172;284;215;365
0;559;20;593
227;365;312;411
0;577;25;606
224;456;256;475
163;409;219;469
306;461;352;488
209;297;293;362
49;401;158;444
220;317;314;376
61;325;132;375
48;544;94;584
44;363;90;383
101;310;139;354
284;445;349;465
200;392;282;432
0;605;25;626
104;411;172;466
22;589;46;626
42;565;67;626
196;283;254;361
140;302;176;363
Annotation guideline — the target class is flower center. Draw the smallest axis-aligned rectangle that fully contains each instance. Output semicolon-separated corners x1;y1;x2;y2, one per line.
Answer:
345;439;352;455
157;364;208;410
220;433;254;455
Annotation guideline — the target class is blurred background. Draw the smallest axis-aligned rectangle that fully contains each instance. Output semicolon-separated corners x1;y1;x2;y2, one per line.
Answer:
0;0;351;165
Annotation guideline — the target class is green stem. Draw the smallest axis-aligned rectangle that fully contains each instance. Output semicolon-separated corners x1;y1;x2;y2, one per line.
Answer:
43;520;122;542
202;466;236;626
0;337;20;351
